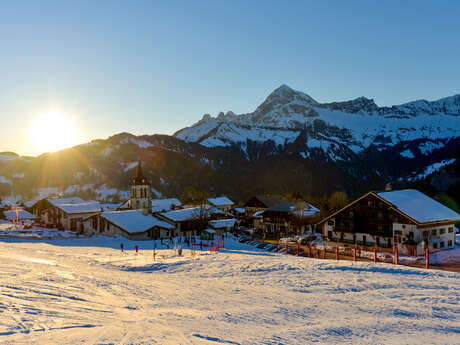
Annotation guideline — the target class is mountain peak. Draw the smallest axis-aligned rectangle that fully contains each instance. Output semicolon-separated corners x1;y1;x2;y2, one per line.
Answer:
265;84;318;105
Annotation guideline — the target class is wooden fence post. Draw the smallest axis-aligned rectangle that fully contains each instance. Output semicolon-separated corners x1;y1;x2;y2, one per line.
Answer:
425;248;430;269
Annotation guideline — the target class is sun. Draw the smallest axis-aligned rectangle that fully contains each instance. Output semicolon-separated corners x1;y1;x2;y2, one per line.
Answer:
30;112;78;154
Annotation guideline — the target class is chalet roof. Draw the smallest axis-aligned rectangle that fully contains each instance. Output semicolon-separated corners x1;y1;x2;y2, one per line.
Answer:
4;209;36;221
319;189;460;226
57;202;102;214
101;210;174;233
160;205;223;222
207;196;234;207
244;195;286;208
376;189;460;224
48;197;85;207
209;218;237;229
152;198;182;213
265;201;319;217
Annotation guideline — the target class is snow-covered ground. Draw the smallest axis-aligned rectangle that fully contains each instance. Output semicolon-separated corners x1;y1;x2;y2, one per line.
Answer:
0;235;459;344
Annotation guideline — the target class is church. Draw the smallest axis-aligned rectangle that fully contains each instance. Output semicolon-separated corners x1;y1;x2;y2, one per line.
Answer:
82;161;178;239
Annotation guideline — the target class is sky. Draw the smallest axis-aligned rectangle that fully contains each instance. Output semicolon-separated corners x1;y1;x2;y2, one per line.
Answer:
0;0;459;156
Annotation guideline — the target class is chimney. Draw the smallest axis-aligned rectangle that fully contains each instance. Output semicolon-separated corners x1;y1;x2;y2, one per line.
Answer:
385;183;392;191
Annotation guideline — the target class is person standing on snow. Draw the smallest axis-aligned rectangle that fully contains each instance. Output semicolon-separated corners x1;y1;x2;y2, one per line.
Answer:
120;242;124;253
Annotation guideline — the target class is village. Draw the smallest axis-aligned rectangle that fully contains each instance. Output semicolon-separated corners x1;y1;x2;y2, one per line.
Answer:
0;161;459;271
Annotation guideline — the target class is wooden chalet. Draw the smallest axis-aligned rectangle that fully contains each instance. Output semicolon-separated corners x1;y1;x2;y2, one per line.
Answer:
319;189;460;252
243;195;287;215
83;209;175;240
261;201;319;238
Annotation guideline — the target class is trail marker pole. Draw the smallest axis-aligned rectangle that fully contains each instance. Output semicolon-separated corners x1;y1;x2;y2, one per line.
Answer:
394;245;399;265
374;246;377;262
335;246;339;261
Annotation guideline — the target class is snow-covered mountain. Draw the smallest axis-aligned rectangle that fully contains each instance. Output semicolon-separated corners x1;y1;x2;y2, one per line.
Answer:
175;85;460;160
0;85;458;205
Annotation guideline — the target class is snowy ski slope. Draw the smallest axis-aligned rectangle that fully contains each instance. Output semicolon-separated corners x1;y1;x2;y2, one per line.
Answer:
0;236;459;344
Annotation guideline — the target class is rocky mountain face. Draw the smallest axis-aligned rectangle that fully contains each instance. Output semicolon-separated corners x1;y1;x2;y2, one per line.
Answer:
0;85;459;204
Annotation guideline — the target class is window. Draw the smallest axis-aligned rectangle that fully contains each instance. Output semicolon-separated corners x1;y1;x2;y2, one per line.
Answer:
394;230;402;235
423;231;429;238
431;229;437;236
440;241;445;248
448;227;454;233
448;240;453;247
349;211;354;217
378;202;383;208
378;213;383;219
408;231;414;239
433;242;438;249
378;224;383;231
440;228;446;235
367;200;372;207
394;217;398;223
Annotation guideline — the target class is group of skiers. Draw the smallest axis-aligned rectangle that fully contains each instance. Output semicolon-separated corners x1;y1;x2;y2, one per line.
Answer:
119;233;228;253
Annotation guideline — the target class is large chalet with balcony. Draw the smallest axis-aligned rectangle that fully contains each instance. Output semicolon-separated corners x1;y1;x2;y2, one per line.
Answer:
319;189;459;252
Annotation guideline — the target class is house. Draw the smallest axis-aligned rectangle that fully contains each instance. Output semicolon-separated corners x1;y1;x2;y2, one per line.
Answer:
152;198;182;213
83;209;175;240
261;201;320;237
243;195;287;216
40;199;102;232
30;197;101;231
207;196;234;215
158;205;224;236
208;218;238;235
319;189;460;252
3;209;36;222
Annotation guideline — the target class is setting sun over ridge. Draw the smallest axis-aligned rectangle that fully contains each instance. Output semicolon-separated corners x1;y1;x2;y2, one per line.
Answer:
29;112;79;154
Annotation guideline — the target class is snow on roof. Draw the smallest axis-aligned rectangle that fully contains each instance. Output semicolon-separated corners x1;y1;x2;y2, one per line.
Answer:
101;210;174;233
100;203;123;211
207;196;234;207
376;189;460;223
209;219;237;229
48;197;85;207
266;201;320;217
4;209;36;220
57;202;102;214
252;210;264;218
203;228;216;234
161;205;223;222
152;198;182;213
233;207;245;213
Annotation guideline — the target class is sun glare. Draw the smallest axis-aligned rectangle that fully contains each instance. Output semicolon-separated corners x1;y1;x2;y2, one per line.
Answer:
30;112;78;154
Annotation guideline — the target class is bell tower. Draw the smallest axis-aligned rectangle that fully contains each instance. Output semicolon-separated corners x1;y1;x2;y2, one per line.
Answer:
130;161;151;211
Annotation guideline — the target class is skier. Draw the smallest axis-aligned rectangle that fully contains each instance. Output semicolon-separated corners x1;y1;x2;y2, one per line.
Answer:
120;242;124;253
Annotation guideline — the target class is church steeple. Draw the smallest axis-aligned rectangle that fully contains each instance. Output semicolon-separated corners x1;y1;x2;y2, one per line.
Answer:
130;160;151;210
133;160;146;185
